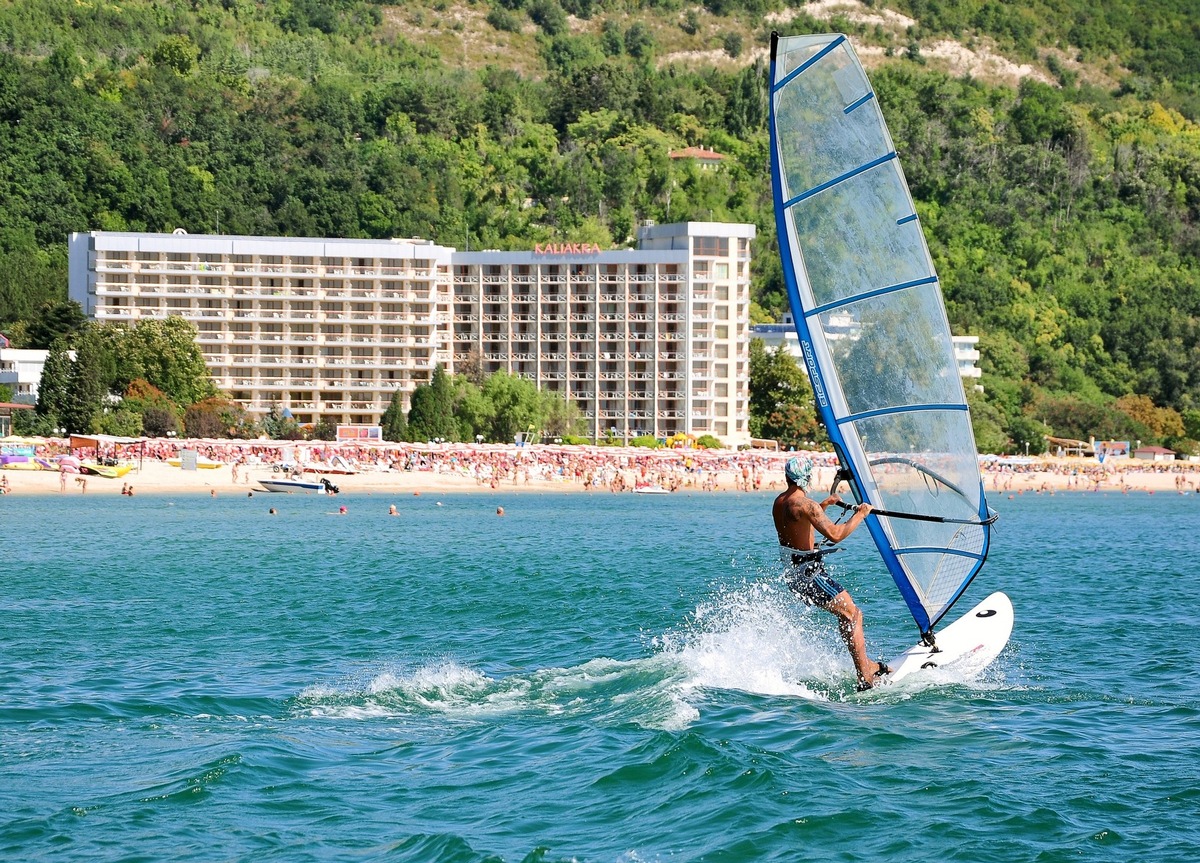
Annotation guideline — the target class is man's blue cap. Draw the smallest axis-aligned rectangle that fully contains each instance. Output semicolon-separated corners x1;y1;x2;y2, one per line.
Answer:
785;456;812;488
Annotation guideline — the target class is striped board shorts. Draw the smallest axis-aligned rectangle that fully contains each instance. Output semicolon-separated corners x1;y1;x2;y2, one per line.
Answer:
781;547;845;608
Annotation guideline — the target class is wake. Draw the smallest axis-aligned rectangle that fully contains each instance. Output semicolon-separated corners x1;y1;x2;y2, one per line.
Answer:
295;655;700;730
295;573;1011;727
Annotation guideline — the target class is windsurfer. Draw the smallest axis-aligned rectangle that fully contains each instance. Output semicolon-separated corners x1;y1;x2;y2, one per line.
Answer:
773;456;890;691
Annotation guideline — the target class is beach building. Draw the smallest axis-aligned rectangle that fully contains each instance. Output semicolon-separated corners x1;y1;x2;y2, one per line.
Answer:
68;221;755;446
1132;446;1176;463
750;310;982;386
0;347;51;404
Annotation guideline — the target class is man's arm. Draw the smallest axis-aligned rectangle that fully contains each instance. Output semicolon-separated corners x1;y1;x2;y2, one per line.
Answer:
798;496;872;544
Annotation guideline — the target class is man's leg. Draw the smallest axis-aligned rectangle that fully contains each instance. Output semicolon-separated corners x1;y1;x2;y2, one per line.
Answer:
825;591;880;687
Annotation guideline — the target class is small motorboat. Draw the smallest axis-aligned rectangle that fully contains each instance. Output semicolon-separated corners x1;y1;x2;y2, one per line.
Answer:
633;484;670;495
257;476;340;494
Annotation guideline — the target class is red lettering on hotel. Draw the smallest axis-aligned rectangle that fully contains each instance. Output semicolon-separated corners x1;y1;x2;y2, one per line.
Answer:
533;243;602;255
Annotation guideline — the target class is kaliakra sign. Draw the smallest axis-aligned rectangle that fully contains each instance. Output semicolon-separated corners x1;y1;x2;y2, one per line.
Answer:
533;242;602;255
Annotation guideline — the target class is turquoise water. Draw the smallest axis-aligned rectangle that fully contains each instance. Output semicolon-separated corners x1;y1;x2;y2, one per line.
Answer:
3;488;1198;862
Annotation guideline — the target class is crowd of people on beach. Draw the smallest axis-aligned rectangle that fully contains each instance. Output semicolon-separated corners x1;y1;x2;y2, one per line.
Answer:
981;457;1200;494
8;435;1200;495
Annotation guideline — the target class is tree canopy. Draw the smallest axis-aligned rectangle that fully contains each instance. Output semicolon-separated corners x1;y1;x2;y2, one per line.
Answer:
4;0;1200;452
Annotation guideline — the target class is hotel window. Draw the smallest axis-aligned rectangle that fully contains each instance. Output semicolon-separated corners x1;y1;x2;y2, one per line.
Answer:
693;237;728;257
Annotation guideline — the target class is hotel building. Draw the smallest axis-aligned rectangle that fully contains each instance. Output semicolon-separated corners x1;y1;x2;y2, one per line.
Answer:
750;311;983;388
0;347;51;404
68;222;756;445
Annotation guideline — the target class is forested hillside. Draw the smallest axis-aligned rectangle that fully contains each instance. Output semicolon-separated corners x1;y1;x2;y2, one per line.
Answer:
2;0;1199;452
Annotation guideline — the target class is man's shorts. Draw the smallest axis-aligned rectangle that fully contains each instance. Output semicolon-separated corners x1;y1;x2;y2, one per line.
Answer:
782;548;845;608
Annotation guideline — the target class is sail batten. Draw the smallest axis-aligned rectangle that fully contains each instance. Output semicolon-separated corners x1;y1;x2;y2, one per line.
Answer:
783;152;899;208
841;403;970;424
776;34;846;88
844;92;876;114
807;276;939;317
769;31;994;636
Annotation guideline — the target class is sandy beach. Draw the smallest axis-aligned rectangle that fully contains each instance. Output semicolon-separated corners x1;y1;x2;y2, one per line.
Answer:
1;445;1197;498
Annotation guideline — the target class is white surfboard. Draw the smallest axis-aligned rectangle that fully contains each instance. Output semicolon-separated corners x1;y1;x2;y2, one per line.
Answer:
885;591;1013;685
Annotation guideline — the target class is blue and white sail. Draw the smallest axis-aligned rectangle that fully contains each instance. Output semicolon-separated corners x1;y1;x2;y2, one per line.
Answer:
768;32;995;637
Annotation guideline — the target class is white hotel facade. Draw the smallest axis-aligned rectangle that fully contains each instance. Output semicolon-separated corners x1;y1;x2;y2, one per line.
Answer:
68;222;756;445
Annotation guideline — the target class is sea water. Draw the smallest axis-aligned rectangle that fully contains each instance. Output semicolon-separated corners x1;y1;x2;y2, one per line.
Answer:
2;487;1198;862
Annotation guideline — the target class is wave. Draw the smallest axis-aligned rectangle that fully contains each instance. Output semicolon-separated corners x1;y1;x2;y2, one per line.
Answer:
654;575;840;700
294;576;838;728
294;567;1018;730
295;656;700;731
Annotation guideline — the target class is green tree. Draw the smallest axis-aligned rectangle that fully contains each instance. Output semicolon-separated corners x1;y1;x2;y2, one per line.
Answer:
184;397;243;438
722;32;743;59
1005;413;1051;456
1182;409;1200;441
766;403;825;451
748;339;818;442
36;340;73;426
26;300;87;350
125;317;218;407
98;407;142;436
966;387;1008;454
451;377;494;441
528;0;568;36
309;416;338;441
380;390;409;442
542;390;584;438
60;335;106;434
624;23;655;61
407;365;459;442
150;35;199;76
122;378;180;437
480;371;544;443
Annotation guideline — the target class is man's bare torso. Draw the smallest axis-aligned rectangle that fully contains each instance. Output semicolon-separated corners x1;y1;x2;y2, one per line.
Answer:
773;486;819;550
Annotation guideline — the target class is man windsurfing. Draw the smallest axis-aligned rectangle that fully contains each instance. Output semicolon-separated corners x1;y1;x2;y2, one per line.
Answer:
773;456;891;691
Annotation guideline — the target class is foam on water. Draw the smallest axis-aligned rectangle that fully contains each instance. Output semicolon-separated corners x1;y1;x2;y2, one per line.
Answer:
295;565;1020;729
295;655;701;730
654;575;849;700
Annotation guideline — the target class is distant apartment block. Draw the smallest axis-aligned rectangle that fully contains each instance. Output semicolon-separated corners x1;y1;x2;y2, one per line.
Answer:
750;311;982;387
0;347;51;404
68;222;756;445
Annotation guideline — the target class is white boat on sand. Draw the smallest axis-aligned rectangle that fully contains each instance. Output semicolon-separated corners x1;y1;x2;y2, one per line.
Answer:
257;477;340;494
633;484;670;495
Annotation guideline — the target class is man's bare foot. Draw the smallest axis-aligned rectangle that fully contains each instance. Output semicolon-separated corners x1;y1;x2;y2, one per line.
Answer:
855;662;892;692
